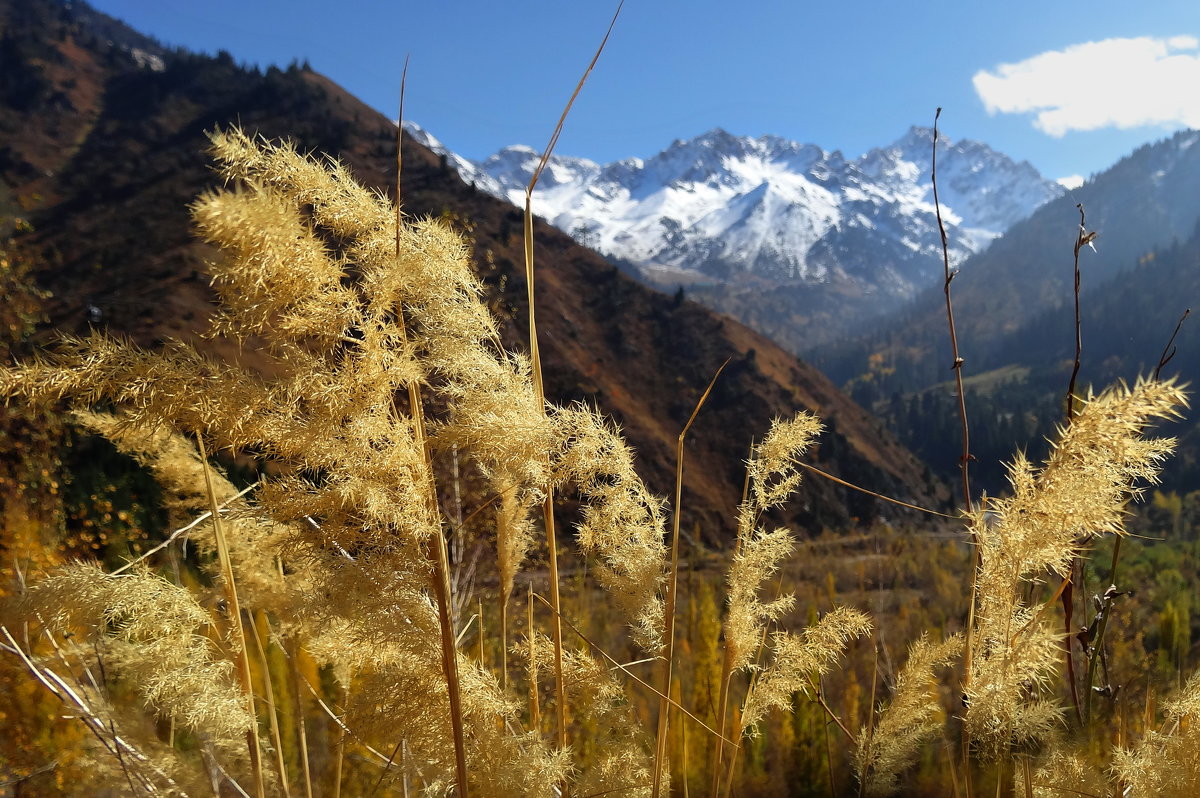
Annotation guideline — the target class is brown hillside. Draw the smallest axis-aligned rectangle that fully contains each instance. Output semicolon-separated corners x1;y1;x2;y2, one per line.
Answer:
0;0;946;545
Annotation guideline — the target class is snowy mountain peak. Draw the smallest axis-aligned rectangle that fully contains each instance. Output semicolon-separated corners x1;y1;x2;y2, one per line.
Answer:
478;146;600;191
402;121;503;196
678;126;740;149
430;124;1062;298
683;127;824;158
892;125;938;153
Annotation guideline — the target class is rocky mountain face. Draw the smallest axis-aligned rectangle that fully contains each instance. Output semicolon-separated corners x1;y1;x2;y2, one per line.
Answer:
411;122;1062;348
0;0;948;545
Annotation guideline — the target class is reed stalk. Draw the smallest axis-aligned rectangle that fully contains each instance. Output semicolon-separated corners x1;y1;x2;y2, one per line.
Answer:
411;297;470;798
824;685;837;798
710;445;754;798
286;636;314;798
653;359;727;798
709;647;735;798
478;598;486;666
197;434;265;798
333;684;346;798
500;590;509;693
521;8;622;777
397;72;470;796
246;609;291;798
529;583;541;733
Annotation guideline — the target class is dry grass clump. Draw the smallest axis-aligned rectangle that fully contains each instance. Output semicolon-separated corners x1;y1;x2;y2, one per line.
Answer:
1;125;1197;798
1112;670;1200;796
0;129;574;795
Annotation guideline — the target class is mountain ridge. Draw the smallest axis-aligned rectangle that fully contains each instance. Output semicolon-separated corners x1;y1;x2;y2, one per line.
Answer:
411;121;1062;348
815;126;1200;392
811;128;1200;494
416;122;1062;283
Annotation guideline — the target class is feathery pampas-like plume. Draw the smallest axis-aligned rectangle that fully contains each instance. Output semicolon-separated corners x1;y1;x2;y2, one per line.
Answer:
1112;669;1200;797
1020;735;1106;798
740;606;873;734
553;404;667;654
16;563;255;753
854;633;962;797
709;412;873;791
724;413;825;672
965;378;1187;758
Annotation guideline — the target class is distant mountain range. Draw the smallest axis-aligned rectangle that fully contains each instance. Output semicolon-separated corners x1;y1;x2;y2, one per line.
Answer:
411;108;1200;499
409;122;1062;346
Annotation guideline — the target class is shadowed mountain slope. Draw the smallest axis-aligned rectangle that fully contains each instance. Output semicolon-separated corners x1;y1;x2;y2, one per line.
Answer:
814;129;1200;392
810;129;1200;494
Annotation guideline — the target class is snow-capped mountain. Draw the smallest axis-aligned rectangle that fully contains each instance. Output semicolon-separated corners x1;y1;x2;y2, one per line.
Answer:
410;122;1061;303
406;122;1062;350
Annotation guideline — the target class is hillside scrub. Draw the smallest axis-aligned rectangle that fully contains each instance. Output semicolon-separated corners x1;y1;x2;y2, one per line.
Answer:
0;130;1196;798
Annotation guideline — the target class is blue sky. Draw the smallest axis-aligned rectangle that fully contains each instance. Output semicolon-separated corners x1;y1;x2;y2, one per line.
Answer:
89;1;1200;185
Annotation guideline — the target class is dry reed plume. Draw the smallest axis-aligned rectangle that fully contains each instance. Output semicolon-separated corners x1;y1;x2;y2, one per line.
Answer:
965;379;1186;759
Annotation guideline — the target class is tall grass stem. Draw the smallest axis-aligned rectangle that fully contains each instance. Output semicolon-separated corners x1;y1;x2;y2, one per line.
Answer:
197;434;265;798
653;358;728;798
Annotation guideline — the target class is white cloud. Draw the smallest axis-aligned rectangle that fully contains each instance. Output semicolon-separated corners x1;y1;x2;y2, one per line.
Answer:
1056;174;1085;190
973;36;1200;136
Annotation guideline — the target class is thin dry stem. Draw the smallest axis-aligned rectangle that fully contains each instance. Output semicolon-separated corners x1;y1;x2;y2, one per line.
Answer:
521;5;624;771
397;75;470;795
1060;204;1093;727
931;108;973;513
198;434;265;798
653;358;728;798
795;461;957;519
933;108;977;797
1154;308;1190;381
